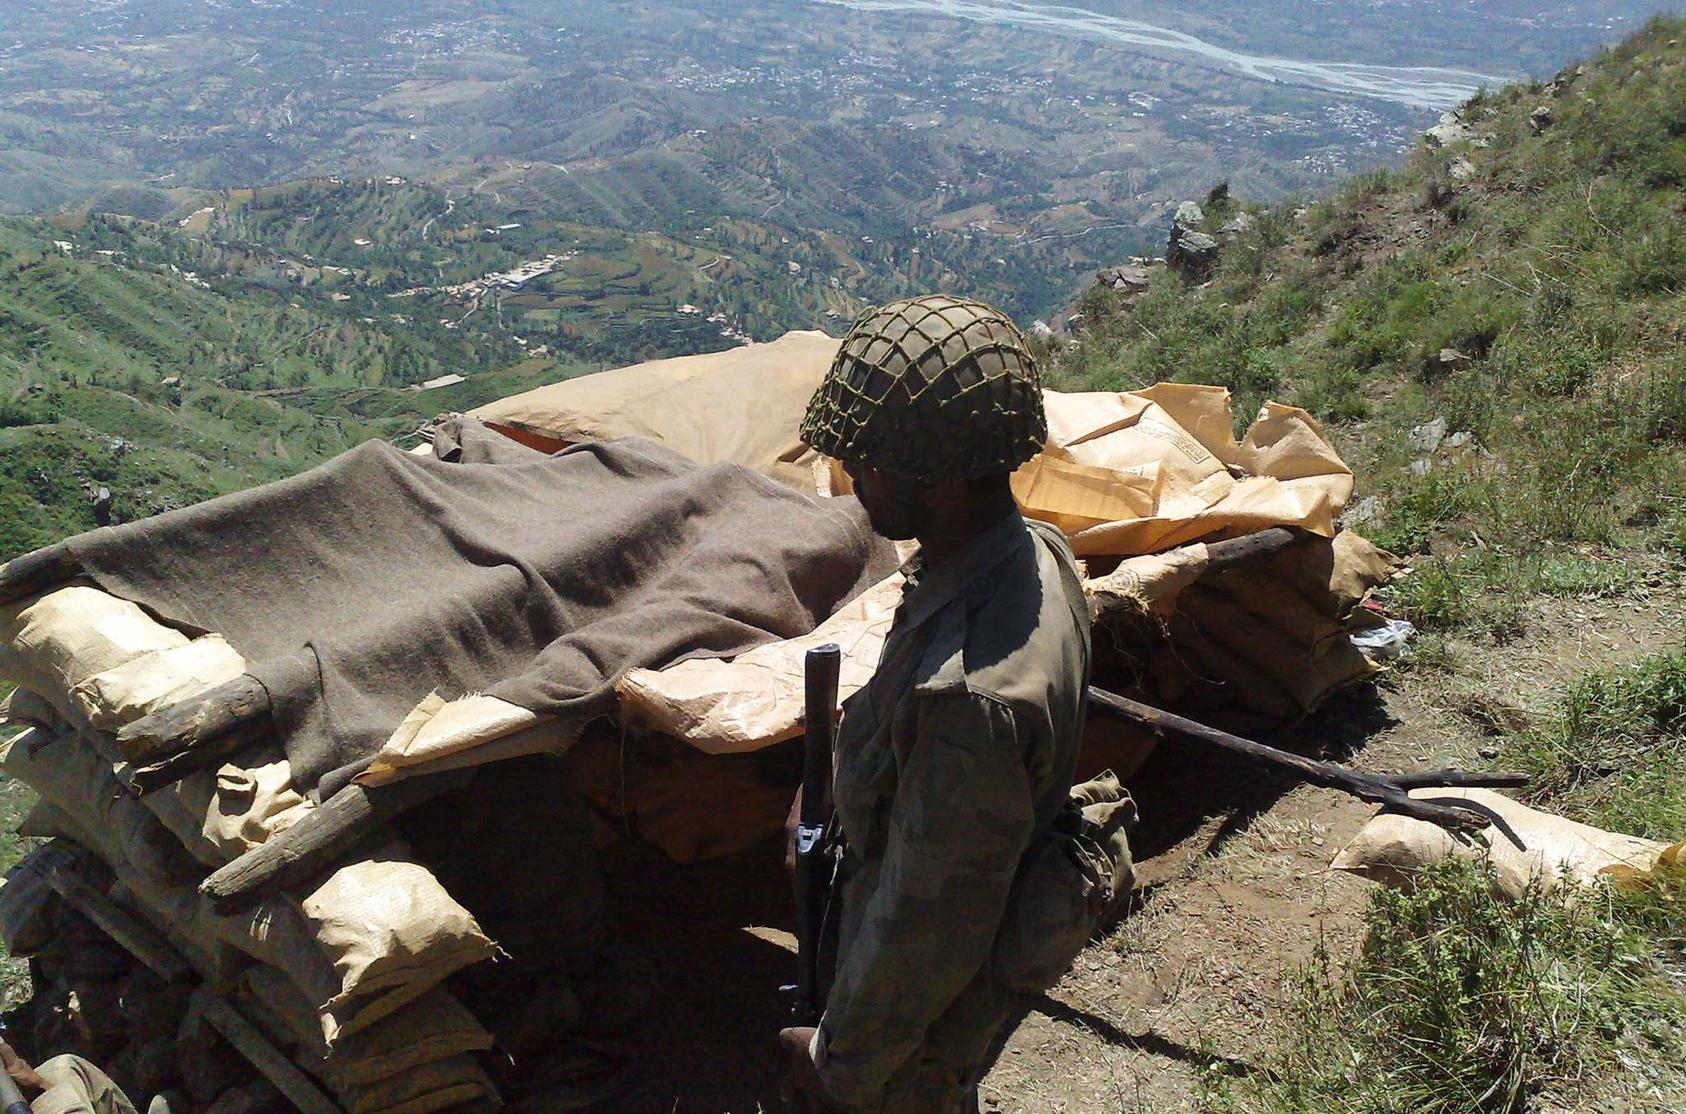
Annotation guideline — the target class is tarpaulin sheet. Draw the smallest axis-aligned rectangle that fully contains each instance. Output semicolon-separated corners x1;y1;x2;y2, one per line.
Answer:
470;330;839;491
470;337;1354;557
60;419;895;795
1011;384;1354;556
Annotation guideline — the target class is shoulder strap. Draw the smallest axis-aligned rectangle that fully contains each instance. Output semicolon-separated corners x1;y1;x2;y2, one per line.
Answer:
1023;518;1091;678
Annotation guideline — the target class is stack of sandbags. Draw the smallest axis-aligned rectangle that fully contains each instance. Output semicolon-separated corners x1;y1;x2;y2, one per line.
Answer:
1127;530;1402;727
0;583;502;1112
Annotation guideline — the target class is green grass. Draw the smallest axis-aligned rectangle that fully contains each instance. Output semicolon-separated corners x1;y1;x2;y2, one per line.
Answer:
1205;859;1685;1114
1051;17;1686;625
1506;650;1686;839
1208;647;1686;1114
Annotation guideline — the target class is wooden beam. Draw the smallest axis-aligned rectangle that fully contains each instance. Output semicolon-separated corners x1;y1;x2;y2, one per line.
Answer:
1089;527;1298;623
29;842;192;984
123;720;272;796
0;543;78;607
115;674;272;765
190;988;344;1114
199;773;463;913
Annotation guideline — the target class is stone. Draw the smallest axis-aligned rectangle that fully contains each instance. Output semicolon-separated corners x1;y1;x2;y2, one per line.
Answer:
1444;431;1475;451
1030;319;1056;342
1343;495;1384;528
1097;263;1153;291
1219;212;1256;237
1173;200;1205;229
1530;105;1555;133
1424;111;1474;148
1166;229;1220;282
1408;417;1449;453
1448;156;1476;183
1408;458;1433;477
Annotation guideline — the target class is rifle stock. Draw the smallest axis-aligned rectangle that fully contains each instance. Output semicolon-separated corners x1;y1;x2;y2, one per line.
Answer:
787;642;841;1026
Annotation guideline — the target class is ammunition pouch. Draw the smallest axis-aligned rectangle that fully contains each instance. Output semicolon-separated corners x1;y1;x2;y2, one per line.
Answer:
991;770;1137;993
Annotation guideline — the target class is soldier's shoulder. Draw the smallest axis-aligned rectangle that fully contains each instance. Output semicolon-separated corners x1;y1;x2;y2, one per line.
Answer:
914;536;1078;705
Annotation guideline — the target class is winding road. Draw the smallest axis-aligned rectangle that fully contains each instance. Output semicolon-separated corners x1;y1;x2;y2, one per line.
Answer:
812;0;1512;111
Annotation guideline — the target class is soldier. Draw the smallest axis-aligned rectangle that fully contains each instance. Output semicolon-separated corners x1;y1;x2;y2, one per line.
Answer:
780;295;1091;1113
0;1039;166;1114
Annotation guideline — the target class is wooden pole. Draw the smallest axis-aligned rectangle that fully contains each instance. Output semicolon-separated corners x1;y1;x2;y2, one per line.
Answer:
123;720;272;796
199;773;464;912
116;674;272;764
190;988;344;1114
1086;685;1528;834
0;543;79;606
1088;527;1298;623
30;842;193;984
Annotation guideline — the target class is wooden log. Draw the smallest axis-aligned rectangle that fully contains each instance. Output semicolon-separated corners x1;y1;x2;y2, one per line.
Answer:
116;673;272;764
189;988;344;1114
0;542;79;607
199;773;464;912
30;842;192;984
123;719;272;796
1089;527;1298;623
1201;526;1299;570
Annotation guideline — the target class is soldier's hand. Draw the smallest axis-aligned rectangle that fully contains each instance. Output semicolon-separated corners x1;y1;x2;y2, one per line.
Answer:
778;1025;830;1111
0;1038;48;1094
783;786;804;874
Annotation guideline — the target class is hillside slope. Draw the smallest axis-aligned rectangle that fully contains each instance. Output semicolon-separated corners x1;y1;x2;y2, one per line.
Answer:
0;216;576;558
1053;16;1686;634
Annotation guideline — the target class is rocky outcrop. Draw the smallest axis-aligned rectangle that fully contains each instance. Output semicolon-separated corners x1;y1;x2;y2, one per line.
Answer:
1167;209;1219;282
1424;108;1495;150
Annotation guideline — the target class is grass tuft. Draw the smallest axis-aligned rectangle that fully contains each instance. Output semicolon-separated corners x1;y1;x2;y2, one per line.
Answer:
1204;859;1685;1114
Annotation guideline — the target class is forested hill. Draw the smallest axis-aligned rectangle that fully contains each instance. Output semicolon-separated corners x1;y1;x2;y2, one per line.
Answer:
1051;16;1686;634
0;215;570;558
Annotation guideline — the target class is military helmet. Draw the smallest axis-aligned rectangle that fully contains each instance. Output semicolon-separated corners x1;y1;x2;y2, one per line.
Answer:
800;294;1047;481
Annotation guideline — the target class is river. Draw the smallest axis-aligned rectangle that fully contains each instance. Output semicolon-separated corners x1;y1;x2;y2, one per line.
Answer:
812;0;1512;111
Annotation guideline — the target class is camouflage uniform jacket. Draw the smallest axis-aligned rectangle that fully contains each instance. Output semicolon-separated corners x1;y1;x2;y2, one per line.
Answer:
812;511;1090;1105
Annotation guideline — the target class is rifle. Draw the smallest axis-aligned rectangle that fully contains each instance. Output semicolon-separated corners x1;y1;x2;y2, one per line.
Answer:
785;643;842;1027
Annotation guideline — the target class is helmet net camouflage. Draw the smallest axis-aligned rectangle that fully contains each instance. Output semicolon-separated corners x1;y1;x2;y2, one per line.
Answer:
800;294;1047;481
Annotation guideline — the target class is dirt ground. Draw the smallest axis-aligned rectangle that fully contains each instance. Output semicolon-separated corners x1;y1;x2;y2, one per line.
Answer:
567;576;1683;1114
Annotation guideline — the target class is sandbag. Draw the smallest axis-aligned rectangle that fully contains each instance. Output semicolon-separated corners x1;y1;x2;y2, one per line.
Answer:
0;686;61;732
70;634;247;732
0;728;197;882
338;1054;497;1114
133;747;311;869
0;848;62;956
238;966;493;1087
0;587;190;723
616;570;903;756
1332;788;1670;898
296;847;499;1040
202;755;312;856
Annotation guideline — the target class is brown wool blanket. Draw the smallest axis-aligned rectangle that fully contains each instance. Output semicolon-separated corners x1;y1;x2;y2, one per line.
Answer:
65;418;893;796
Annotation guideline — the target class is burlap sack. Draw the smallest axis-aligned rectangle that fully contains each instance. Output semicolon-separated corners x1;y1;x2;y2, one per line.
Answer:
0;848;62;956
0;587;190;723
0;686;61;732
0;728;197;882
202;755;313;855
238;966;493;1087
338;1054;497;1114
297;847;499;1041
70;634;246;732
1332;788;1670;898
